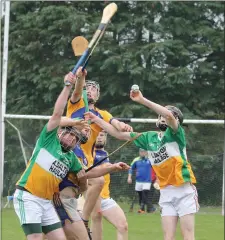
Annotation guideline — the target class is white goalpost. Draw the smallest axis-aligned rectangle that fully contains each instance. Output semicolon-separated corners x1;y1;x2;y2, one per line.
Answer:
221;140;224;216
3;114;225;124
1;0;10;207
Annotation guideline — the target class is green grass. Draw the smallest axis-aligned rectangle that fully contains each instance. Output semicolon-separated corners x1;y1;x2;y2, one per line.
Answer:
1;206;224;240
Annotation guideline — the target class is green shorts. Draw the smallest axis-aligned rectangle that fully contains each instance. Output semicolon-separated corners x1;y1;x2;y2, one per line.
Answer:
22;222;62;236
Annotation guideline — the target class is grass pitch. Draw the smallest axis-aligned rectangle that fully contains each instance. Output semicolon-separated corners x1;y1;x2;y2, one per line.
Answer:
1;205;224;240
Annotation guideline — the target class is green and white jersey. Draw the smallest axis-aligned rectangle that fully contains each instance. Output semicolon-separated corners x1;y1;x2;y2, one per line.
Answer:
130;125;196;188
16;124;82;200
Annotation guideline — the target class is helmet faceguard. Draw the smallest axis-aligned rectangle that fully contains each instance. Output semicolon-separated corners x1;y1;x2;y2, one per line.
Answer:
86;80;100;103
58;126;84;151
80;134;89;144
156;121;168;132
156;105;183;131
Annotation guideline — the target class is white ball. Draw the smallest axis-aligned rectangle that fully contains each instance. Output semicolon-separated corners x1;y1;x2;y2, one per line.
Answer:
131;84;139;92
153;182;160;190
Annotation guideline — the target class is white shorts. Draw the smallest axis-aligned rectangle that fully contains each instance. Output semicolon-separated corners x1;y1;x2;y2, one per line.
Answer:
101;198;118;212
77;195;85;212
60;197;81;222
135;182;151;191
159;183;199;217
13;189;60;226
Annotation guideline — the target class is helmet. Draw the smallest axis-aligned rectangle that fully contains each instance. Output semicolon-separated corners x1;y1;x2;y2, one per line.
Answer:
71;117;90;144
86;80;100;102
58;126;87;151
165;105;183;124
60;126;82;136
65;126;89;145
156;105;183;131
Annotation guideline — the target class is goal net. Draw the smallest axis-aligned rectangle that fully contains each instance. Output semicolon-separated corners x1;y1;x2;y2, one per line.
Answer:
2;116;224;215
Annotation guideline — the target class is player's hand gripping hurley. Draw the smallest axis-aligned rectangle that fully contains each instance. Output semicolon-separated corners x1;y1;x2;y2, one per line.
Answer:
71;3;117;116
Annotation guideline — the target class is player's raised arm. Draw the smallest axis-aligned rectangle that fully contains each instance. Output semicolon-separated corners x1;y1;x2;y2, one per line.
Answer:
130;86;179;132
70;67;87;103
85;112;132;141
47;72;77;132
60;117;89;131
110;118;133;132
77;162;130;179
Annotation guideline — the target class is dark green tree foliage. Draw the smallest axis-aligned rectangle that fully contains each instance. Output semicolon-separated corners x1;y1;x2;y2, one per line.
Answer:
159;2;224;119
2;2;224;202
5;1;224;117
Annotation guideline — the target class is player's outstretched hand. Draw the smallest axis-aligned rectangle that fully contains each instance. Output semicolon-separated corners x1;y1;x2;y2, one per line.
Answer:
117;122;133;132
130;89;144;103
76;66;87;79
113;162;130;172
64;72;76;85
84;112;97;122
77;169;87;179
127;177;132;184
73;119;90;131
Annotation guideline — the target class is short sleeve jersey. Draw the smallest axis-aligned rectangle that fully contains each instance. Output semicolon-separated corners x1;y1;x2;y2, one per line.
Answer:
93;149;110;199
66;98;112;167
130;125;196;188
16;125;82;200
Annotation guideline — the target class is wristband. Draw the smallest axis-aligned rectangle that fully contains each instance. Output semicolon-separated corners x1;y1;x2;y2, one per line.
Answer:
64;80;72;86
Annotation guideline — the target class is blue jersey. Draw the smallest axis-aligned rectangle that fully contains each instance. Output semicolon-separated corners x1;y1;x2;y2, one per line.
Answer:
129;157;152;183
93;149;109;165
73;144;88;167
66;99;112;167
59;144;88;192
93;148;110;199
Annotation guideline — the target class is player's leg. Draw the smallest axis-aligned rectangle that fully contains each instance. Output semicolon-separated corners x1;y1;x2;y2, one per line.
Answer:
101;199;128;240
43;226;66;240
13;190;45;240
137;191;143;212
141;189;149;212
77;195;85;213
161;216;178;240
147;182;156;213
52;193;89;240
82;177;104;228
178;184;199;240
159;187;179;240
161;183;199;240
91;199;103;240
141;183;151;212
179;214;195;240
142;182;155;213
63;220;89;240
135;182;144;213
13;189;65;240
41;197;67;240
61;198;89;240
129;191;136;212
